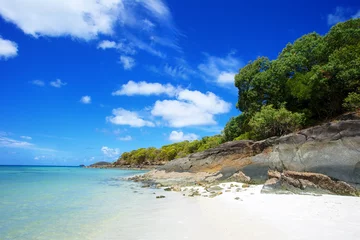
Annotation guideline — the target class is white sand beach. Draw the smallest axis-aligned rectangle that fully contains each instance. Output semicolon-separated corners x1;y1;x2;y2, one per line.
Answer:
93;182;360;240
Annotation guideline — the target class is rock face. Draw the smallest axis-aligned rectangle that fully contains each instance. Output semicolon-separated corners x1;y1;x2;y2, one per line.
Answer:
141;119;360;195
262;170;358;196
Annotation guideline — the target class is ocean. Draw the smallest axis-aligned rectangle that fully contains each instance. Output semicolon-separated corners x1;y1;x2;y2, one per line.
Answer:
0;166;157;240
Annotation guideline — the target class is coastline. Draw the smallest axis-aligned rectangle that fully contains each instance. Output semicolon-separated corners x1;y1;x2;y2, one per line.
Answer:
93;179;360;240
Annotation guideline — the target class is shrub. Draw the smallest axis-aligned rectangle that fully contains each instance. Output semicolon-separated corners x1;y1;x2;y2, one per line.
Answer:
249;105;305;140
343;92;360;111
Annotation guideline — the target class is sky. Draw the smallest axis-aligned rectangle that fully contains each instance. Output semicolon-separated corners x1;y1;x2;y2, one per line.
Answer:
0;0;359;166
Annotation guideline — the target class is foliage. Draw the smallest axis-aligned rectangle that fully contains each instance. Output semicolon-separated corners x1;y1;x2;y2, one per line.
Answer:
343;92;360;111
228;19;360;140
248;105;305;140
115;135;224;165
222;114;251;141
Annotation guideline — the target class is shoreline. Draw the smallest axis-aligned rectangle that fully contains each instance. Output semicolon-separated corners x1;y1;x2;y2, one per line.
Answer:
93;178;360;240
86;165;160;171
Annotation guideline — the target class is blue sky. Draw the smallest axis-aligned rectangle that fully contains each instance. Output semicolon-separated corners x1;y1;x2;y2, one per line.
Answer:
0;0;359;165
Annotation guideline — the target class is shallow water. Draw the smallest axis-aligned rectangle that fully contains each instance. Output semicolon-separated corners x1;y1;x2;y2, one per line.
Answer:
0;166;153;240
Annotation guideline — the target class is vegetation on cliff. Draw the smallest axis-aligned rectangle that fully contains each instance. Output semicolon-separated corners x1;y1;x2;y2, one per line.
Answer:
114;135;223;166
115;19;360;166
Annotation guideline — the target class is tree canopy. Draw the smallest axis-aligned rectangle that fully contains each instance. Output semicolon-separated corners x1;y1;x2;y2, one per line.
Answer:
226;19;360;140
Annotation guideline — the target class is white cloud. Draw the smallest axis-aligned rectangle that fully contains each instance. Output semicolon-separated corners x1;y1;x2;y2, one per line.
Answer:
20;136;32;140
217;72;237;84
169;131;199;142
352;10;360;19
0;36;18;59
119;55;135;70
198;52;242;86
163;64;190;80
97;40;117;49
112;80;180;96
80;96;92;104
107;108;155;127
0;136;56;152
101;146;120;158
0;0;124;40
151;90;231;127
327;7;360;26
30;80;45;87
327;7;349;25
0;0;177;46
50;79;67;88
97;40;137;55
0;136;33;148
117;135;132;141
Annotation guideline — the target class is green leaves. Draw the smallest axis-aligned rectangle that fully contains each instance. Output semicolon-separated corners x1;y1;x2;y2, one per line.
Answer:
232;18;360;139
248;105;305;140
115;135;224;165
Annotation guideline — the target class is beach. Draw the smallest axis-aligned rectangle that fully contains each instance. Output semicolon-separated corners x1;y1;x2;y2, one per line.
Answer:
93;182;360;240
1;166;360;240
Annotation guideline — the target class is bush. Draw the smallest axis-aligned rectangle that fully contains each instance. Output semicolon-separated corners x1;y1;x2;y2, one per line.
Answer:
343;92;360;111
249;105;305;140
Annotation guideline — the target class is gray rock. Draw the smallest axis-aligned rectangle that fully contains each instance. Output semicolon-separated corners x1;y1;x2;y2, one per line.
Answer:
155;120;360;187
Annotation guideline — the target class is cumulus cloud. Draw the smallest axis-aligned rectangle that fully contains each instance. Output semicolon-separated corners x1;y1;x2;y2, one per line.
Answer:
0;36;18;59
97;40;117;49
20;136;32;140
169;131;199;142
50;79;67;88
119;55;135;70
112;80;180;97
151;89;231;127
117;135;132;141
198;52;242;86
30;80;45;87
101;146;120;158
107;108;155;127
80;96;92;104
327;7;360;25
0;0;175;48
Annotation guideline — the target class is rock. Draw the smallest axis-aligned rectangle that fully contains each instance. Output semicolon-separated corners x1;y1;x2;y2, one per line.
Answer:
164;187;172;191
262;170;358;196
141;184;150;188
153;120;360;186
156;195;166;199
225;190;231;192
242;183;250;188
188;191;201;197
205;186;223;192
171;186;182;192
131;118;360;196
228;171;251;183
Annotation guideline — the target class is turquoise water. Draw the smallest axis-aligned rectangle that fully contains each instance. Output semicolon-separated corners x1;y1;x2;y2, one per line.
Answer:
0;166;149;240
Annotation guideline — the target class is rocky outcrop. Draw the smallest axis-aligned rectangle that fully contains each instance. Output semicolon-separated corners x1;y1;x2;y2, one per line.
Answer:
139;119;360;195
262;170;358;196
